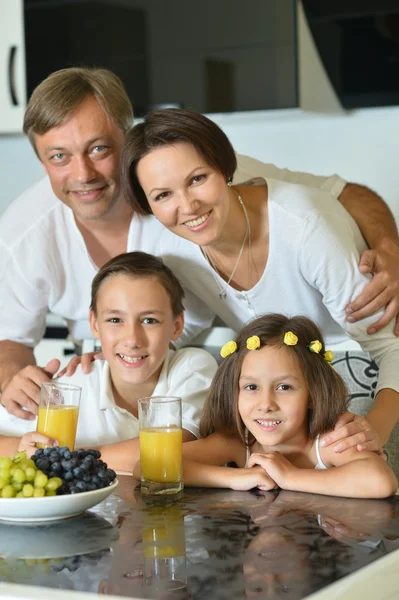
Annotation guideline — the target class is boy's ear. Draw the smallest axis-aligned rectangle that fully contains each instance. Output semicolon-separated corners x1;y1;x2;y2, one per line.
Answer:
171;312;184;342
89;310;100;339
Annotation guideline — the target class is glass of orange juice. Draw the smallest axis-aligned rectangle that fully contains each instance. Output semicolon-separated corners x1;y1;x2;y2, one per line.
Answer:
138;396;183;496
37;382;81;450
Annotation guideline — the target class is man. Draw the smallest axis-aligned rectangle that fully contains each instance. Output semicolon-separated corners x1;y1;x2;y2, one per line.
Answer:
1;67;399;421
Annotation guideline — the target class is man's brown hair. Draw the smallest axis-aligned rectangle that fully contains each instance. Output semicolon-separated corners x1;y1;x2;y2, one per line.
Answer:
24;67;133;155
200;313;348;444
90;251;185;317
121;107;237;216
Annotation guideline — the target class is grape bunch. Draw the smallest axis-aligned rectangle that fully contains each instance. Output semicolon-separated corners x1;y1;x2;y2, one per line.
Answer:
0;452;62;498
31;447;116;495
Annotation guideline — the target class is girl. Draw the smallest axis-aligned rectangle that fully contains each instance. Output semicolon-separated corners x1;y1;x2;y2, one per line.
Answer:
181;314;397;498
0;252;217;471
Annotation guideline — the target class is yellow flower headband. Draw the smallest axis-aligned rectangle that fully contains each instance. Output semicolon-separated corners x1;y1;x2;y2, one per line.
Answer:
284;331;334;362
220;332;334;363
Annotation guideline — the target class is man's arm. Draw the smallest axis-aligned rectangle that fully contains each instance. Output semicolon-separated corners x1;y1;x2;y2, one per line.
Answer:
339;183;399;334
0;341;60;420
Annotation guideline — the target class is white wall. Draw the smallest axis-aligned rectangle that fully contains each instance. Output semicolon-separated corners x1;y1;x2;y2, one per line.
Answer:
1;104;399;218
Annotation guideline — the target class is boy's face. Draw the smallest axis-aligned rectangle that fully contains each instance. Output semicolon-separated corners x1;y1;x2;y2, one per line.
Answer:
89;274;184;390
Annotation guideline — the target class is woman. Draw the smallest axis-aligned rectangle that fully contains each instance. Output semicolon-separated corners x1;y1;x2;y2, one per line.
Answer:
120;108;399;456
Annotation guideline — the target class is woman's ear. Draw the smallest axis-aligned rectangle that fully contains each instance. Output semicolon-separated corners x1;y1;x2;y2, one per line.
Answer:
89;310;100;339
171;312;184;342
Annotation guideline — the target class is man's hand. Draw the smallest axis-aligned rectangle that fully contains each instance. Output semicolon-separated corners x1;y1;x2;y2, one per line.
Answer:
58;352;103;377
346;245;399;335
320;412;384;455
0;359;61;420
247;452;296;490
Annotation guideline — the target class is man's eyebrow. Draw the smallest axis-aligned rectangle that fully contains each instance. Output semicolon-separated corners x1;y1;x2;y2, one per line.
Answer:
44;136;112;155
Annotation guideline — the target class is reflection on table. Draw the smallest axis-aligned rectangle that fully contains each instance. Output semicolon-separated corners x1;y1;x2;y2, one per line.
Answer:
0;475;398;599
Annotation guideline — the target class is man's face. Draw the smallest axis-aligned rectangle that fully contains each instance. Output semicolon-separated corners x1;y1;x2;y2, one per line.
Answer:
35;95;126;222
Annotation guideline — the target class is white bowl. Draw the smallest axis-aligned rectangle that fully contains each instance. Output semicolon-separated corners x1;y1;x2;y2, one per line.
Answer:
0;479;119;523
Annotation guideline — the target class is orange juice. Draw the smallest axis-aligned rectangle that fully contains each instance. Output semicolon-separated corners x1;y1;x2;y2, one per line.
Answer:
37;405;79;449
140;427;182;483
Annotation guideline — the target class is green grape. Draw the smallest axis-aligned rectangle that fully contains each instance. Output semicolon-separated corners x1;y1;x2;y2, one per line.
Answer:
15;491;24;498
12;481;23;492
13;452;27;464
1;484;15;498
33;488;45;498
25;467;36;482
22;484;34;498
46;477;63;492
45;490;56;496
0;469;10;484
0;457;12;469
20;458;36;470
0;478;6;490
34;471;48;489
12;468;25;483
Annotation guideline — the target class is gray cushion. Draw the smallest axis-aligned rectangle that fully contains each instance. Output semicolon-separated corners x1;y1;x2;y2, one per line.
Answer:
332;351;399;478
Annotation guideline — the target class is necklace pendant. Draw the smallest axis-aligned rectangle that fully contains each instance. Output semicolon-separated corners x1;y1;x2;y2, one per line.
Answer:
219;291;228;300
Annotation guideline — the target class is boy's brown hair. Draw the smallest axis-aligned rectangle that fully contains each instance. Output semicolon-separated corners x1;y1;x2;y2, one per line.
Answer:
90;251;185;317
121;107;237;216
200;314;348;444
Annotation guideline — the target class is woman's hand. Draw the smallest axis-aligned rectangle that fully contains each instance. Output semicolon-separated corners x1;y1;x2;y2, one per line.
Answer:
57;351;103;377
320;412;384;455
247;452;296;490
18;432;58;457
346;245;399;335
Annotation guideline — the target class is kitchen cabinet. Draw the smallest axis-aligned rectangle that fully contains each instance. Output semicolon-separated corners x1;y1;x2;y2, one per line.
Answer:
0;1;26;133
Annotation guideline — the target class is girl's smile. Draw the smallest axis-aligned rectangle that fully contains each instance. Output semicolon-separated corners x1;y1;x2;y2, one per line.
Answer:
238;345;311;451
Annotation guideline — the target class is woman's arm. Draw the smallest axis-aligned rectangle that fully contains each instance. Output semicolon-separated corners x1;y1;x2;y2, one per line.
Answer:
248;449;397;499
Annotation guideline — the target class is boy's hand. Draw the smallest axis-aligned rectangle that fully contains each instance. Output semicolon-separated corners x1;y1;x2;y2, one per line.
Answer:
230;466;277;492
18;432;58;457
247;452;296;489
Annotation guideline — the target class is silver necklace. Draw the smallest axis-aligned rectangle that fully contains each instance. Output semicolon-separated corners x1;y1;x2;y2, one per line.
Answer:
202;188;251;300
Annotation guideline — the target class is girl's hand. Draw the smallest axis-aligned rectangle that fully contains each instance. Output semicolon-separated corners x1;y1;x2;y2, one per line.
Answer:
57;351;103;377
230;466;277;492
247;452;296;489
18;432;58;457
319;412;384;455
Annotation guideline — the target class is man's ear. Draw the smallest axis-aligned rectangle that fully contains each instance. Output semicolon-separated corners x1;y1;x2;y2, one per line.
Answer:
89;310;100;339
171;312;184;342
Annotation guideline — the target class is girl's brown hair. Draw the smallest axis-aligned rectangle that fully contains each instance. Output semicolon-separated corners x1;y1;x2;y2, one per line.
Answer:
200;314;348;444
121;108;237;216
90;251;185;317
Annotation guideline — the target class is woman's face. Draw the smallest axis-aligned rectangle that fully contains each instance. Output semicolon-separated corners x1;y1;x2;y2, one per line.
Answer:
136;142;231;247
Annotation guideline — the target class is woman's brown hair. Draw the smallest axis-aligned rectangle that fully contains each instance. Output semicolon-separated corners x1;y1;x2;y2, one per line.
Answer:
121;108;237;216
90;251;185;317
200;314;348;445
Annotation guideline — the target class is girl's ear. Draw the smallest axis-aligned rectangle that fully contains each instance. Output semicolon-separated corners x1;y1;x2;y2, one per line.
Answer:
89;310;100;339
171;312;184;342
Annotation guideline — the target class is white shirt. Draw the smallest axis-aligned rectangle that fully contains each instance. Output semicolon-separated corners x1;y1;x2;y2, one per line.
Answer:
158;177;399;396
0;348;217;446
0;156;346;347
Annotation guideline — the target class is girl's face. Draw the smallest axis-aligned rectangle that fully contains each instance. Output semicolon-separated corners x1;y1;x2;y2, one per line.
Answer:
89;274;184;390
238;345;310;451
136;142;231;247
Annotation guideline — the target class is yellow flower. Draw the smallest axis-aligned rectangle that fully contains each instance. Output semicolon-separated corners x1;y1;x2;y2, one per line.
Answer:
220;340;237;358
283;331;298;346
309;340;322;354
324;350;334;362
246;336;261;350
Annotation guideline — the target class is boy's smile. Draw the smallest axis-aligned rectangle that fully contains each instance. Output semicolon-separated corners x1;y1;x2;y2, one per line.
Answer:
89;274;184;405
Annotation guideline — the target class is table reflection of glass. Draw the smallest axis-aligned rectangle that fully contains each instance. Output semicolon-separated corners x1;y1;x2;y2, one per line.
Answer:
0;478;398;599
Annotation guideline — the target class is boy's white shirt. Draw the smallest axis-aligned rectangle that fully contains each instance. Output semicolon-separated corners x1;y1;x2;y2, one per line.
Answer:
0;348;218;447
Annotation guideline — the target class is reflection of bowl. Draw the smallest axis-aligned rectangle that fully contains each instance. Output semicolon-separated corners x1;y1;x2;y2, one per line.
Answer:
0;479;118;523
0;512;119;560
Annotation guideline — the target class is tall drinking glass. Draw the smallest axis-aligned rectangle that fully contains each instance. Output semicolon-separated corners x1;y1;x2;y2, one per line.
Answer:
138;396;183;496
36;382;81;450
